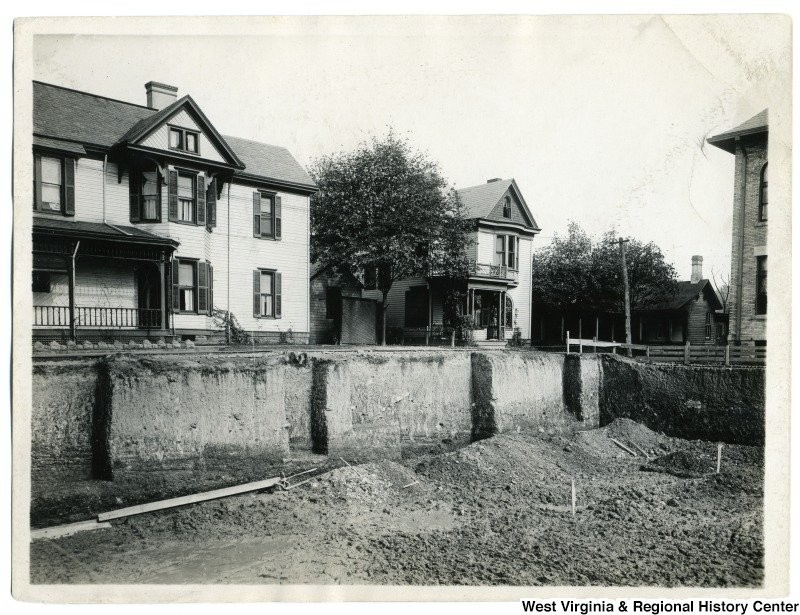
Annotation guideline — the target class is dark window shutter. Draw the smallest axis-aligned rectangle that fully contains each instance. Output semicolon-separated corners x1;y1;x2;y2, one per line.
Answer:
206;179;217;228
253;192;261;237
171;259;180;312
33;155;42;211
515;237;520;270
253;270;261;317
168;170;179;221
274;196;282;239
197;261;208;313
208;263;214;315
196;174;206;226
129;161;141;223
274;272;282;318
63;158;76;216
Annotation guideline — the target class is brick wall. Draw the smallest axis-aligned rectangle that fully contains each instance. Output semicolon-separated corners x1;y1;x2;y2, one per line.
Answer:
729;137;767;343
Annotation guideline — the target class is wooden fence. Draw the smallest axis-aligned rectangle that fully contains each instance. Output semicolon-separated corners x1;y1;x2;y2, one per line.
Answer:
646;343;765;366
564;331;765;366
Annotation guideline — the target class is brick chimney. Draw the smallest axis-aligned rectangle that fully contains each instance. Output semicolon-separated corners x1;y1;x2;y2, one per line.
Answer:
145;81;178;110
691;255;703;284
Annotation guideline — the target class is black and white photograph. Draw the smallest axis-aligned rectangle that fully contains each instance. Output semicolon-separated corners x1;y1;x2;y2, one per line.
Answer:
8;8;794;603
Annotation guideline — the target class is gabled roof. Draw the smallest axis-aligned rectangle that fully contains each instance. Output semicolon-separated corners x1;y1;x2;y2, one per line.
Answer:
707;109;768;154
114;94;245;169
32;81;316;192
456;178;540;231
639;279;722;312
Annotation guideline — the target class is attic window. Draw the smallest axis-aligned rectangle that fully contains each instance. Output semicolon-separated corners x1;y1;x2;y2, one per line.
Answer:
169;126;199;154
502;196;511;218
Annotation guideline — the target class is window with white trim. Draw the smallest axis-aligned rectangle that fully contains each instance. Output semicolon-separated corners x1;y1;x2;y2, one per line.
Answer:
178;261;196;312
177;172;196;222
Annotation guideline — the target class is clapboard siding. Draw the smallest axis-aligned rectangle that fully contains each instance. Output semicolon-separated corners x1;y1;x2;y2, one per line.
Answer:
506;236;532;338
44;151;311;336
476;230;495;263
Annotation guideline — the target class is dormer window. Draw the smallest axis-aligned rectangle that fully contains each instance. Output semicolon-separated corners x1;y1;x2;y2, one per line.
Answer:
502;196;512;218
169;126;199;154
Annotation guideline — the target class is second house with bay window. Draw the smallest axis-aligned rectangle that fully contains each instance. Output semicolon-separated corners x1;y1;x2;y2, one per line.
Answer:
378;178;539;345
31;80;316;343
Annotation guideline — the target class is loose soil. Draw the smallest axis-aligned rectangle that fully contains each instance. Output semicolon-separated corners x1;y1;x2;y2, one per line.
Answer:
30;419;763;586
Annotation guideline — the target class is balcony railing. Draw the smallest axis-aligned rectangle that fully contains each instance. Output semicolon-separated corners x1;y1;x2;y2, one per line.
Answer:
468;261;519;282
34;306;163;329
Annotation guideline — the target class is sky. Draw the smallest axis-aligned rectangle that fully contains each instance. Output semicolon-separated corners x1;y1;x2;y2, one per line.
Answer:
31;14;791;284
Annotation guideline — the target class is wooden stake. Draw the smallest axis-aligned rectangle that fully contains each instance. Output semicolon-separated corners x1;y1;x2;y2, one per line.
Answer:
609;437;638;457
716;443;723;474
97;476;283;522
571;478;576;516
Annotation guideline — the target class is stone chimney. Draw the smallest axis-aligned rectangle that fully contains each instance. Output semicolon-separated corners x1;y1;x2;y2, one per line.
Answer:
487;178;502;183
691;255;703;284
145;81;178;110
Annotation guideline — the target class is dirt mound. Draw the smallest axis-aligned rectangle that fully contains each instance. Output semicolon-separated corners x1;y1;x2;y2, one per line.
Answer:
642;450;715;478
575;418;673;459
310;459;432;506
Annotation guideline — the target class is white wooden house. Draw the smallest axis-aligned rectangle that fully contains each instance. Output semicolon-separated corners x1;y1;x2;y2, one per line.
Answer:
379;178;540;346
31;80;316;343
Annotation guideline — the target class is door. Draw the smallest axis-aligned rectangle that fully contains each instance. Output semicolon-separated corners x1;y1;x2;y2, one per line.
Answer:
136;263;162;329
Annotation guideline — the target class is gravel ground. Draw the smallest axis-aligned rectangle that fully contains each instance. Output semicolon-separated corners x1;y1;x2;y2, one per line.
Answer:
29;419;763;586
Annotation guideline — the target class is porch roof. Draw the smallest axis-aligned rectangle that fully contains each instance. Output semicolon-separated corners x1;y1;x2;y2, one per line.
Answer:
33;217;179;249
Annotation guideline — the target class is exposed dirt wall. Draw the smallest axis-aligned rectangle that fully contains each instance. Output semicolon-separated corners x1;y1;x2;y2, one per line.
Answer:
103;356;290;474
471;352;597;440
599;355;765;445
31;359;100;480
312;352;473;460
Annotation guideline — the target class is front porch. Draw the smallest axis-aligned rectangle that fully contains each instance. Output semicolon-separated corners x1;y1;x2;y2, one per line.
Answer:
397;278;514;346
32;218;178;342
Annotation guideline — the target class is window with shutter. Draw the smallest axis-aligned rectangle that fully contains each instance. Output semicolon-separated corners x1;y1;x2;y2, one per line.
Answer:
141;170;160;221
129;162;141;223
171;259;180;312
168;170;179;221
254;191;281;239
174;259;198;312
196;175;206;226
197;261;208;313
34;155;65;214
253;192;261;237
63;158;75;216
254;269;281;318
206;179;217;229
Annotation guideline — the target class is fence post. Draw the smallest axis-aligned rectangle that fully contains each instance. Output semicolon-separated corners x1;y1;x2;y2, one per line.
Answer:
566;330;570;354
646;346;650;358
684;341;690;365
725;344;730;366
579;337;583;354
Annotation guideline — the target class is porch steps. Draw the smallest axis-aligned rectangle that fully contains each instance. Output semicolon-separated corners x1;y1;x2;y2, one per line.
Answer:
474;340;508;350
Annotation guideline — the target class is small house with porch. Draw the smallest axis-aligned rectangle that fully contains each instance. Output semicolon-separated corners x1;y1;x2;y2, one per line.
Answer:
31;80;316;344
380;178;539;346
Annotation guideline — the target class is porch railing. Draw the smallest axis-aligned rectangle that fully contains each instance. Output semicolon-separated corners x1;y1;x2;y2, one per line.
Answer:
34;306;163;329
468;261;519;282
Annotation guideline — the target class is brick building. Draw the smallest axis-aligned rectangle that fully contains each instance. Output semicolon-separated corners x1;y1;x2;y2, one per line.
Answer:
708;110;767;346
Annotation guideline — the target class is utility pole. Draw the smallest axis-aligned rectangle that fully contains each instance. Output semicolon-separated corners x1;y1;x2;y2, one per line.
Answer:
612;237;633;357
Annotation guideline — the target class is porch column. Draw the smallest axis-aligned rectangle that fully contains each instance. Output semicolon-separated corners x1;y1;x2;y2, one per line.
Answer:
67;240;79;341
66;251;76;341
159;252;167;332
497;291;502;340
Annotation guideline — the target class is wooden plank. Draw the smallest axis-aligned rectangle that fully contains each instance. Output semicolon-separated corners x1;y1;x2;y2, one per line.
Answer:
97;476;283;522
31;519;112;541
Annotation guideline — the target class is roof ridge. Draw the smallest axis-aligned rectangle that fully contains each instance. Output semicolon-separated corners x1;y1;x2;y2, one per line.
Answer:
34;80;155;111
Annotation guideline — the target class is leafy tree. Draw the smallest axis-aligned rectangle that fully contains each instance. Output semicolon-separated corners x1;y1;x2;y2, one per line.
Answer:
531;223;679;315
309;131;471;344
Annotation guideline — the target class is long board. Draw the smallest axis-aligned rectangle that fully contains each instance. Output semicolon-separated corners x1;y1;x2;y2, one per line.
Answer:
97;476;283;522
